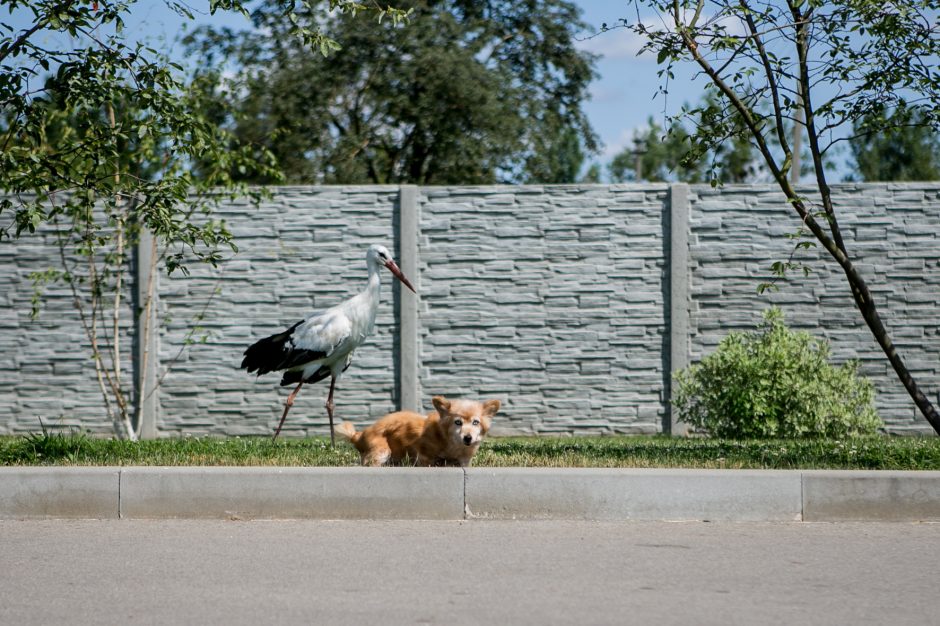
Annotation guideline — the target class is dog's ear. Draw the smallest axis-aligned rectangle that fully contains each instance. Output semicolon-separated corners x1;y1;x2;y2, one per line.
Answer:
482;399;500;417
432;396;450;414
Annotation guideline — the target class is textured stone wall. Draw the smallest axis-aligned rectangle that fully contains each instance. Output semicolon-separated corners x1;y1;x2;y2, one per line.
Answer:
417;185;669;434
156;187;402;436
1;183;938;436
688;183;940;434
418;185;667;433
0;223;134;434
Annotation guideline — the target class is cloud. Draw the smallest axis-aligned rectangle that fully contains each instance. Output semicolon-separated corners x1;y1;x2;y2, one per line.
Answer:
600;128;634;160
576;12;748;61
599;125;658;161
589;83;626;104
577;26;654;61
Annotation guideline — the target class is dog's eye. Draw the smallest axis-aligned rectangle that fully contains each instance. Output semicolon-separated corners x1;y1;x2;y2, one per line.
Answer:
472;420;480;426
454;419;462;426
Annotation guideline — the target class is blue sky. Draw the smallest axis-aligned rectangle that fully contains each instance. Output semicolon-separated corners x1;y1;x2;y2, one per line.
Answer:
574;1;706;165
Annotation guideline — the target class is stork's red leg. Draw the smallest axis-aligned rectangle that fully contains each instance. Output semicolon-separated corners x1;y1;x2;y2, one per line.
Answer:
325;376;336;447
273;381;303;441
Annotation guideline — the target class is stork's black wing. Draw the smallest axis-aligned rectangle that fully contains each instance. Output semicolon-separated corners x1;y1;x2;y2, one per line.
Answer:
240;320;328;376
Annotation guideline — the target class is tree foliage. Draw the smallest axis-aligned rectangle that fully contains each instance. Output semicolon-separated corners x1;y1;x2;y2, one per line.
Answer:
3;2;253;259
609;93;757;183
849;105;940;181
624;0;940;433
184;0;599;185
675;308;881;439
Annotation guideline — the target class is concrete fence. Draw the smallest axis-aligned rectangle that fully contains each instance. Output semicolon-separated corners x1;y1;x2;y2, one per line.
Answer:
1;183;938;437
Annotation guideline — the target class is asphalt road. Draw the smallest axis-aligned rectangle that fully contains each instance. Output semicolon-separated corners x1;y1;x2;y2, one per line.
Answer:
1;520;937;625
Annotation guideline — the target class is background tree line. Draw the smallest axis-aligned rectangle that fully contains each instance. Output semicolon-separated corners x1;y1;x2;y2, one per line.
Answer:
605;99;940;184
184;1;940;186
183;0;599;185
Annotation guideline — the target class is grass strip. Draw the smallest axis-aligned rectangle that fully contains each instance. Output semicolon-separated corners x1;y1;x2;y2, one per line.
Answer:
1;432;939;470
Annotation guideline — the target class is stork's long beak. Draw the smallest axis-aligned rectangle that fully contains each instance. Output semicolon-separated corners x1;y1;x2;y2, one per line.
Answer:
385;259;417;293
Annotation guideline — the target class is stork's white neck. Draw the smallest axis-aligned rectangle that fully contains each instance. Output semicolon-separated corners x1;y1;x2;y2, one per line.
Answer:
365;262;382;299
344;262;382;337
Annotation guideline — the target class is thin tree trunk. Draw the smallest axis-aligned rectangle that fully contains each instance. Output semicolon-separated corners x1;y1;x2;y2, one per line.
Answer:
836;241;940;433
791;79;802;186
108;103;122;390
106;102;135;439
51;212;121;434
671;0;940;434
133;233;157;437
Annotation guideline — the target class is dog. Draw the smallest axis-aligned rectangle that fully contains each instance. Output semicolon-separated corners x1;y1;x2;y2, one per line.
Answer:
336;395;500;467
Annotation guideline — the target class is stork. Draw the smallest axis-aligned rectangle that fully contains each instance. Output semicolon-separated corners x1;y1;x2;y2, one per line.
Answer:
241;244;416;443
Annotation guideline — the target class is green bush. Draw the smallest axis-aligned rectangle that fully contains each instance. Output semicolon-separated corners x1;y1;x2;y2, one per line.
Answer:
674;308;882;438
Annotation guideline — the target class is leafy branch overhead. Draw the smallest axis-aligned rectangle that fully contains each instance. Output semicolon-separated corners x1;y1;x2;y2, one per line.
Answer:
632;0;940;178
1;1;410;258
2;1;275;265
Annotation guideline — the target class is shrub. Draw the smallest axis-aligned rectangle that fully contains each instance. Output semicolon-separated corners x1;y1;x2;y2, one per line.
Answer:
673;308;882;438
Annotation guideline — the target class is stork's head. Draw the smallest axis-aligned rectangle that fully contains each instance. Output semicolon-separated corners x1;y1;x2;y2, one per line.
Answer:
368;244;416;293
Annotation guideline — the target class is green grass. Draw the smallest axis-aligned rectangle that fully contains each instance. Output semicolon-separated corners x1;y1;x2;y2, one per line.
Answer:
475;436;940;469
1;431;939;469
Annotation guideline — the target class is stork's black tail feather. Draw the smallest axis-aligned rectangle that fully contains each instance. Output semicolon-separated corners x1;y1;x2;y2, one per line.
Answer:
279;357;353;387
241;321;304;376
280;366;329;387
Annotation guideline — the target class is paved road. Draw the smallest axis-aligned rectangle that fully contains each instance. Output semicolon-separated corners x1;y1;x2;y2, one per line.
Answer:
1;520;937;625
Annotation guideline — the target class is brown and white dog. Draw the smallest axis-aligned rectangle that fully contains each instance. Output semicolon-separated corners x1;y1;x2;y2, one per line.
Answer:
337;396;500;467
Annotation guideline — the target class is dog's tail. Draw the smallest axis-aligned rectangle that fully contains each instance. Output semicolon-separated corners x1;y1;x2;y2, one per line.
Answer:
335;422;360;444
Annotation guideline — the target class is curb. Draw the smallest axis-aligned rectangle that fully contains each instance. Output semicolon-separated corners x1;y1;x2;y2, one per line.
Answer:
1;467;939;522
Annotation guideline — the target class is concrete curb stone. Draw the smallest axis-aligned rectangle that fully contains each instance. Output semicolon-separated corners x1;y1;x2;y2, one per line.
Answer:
2;467;939;522
802;470;940;522
120;466;465;520
0;467;119;519
463;468;803;521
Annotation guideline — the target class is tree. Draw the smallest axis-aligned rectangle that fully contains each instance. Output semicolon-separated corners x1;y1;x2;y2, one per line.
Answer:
609;94;758;183
624;0;940;434
0;0;406;439
580;162;603;183
609;118;688;183
184;0;599;185
849;106;940;181
525;126;591;184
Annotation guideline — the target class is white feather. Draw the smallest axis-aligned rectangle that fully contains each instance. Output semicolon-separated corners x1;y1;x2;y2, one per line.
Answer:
283;245;390;382
290;308;353;356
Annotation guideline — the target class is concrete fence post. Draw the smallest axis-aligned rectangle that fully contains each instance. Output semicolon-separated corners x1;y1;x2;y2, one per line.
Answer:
397;185;420;412
667;183;691;435
135;228;159;439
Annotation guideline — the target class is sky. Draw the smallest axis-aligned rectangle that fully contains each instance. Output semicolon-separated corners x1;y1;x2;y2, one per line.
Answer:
574;1;706;165
6;1;716;178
